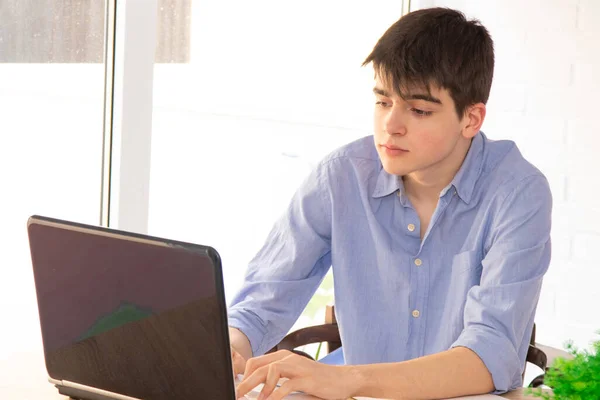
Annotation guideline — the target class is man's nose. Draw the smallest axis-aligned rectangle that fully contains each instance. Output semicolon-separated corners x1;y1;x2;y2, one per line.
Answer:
384;107;407;136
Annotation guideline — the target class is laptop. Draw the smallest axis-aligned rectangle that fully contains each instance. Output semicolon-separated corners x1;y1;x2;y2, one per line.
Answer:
27;215;244;400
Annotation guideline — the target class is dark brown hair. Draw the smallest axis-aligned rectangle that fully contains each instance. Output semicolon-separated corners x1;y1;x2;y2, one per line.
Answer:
363;7;494;117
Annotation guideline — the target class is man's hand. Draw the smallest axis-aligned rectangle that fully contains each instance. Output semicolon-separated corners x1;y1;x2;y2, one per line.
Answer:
229;327;252;376
231;345;247;376
235;350;358;400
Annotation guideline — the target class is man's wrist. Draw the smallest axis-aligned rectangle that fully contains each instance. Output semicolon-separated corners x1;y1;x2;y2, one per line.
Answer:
228;327;253;361
341;365;370;398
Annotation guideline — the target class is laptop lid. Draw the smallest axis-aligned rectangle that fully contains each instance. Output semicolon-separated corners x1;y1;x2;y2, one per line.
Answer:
27;215;237;400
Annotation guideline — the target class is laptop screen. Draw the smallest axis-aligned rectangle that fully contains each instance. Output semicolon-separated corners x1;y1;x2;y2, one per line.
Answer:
28;217;236;400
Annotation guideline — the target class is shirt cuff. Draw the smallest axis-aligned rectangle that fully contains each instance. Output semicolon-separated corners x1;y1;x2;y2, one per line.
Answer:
228;308;269;357
451;326;523;394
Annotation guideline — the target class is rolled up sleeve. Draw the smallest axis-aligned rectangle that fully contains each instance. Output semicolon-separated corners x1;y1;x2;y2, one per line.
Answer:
451;174;552;393
228;161;333;357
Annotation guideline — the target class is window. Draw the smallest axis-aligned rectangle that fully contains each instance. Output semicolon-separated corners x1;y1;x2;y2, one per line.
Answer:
0;0;106;390
145;1;406;338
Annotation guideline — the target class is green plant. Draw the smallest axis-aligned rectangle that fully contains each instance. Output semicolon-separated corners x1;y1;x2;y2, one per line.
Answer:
527;335;600;400
315;341;324;360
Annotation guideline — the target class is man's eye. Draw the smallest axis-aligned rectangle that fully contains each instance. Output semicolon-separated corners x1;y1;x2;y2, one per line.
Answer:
376;101;390;107
410;108;433;116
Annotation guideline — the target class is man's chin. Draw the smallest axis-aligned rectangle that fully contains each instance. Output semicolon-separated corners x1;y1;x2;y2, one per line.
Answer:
381;162;412;177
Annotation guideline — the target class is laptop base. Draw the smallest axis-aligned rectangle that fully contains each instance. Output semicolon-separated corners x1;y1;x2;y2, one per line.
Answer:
56;384;116;400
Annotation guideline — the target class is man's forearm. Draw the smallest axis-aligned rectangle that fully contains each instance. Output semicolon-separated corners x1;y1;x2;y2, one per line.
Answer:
229;327;253;361
349;347;495;399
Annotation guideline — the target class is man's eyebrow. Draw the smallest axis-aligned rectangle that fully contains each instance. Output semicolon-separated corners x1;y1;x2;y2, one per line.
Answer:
373;88;442;105
404;93;443;105
373;87;390;97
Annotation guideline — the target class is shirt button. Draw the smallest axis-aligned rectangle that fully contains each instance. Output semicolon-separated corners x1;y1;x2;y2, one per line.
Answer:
407;223;415;232
414;258;422;266
412;310;420;318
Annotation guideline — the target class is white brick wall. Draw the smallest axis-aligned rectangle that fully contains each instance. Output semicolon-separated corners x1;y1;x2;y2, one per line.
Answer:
413;0;600;351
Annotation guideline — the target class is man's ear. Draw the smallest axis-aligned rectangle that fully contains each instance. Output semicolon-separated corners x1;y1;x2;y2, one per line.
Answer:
462;103;486;139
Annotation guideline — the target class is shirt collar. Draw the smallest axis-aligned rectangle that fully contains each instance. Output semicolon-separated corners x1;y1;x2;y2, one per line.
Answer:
371;131;485;204
372;167;404;198
448;131;485;204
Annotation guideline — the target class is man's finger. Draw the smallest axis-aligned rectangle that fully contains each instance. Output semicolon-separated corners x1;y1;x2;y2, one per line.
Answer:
243;350;291;378
237;359;296;399
269;378;309;400
236;365;268;399
258;363;283;400
232;351;246;375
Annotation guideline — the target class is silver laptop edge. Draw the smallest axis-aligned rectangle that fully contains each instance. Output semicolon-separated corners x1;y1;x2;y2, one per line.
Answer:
49;378;142;400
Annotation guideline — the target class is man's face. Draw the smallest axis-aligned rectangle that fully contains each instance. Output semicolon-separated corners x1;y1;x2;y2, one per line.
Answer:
372;75;470;177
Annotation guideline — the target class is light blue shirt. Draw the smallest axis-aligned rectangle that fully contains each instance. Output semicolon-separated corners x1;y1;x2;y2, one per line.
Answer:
228;132;552;393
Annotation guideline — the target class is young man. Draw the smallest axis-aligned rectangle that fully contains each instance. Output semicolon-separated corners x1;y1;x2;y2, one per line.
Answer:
229;7;552;400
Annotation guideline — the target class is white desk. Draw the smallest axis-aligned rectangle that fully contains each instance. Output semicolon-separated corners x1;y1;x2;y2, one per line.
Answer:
0;351;549;400
0;351;65;399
